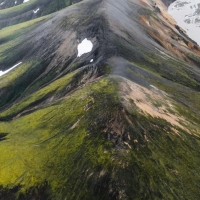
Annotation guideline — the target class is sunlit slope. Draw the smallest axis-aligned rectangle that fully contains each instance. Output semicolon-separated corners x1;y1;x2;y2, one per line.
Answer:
0;0;200;199
1;74;200;200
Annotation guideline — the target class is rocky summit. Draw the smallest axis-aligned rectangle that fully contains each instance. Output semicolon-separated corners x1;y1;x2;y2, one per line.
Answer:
0;0;200;199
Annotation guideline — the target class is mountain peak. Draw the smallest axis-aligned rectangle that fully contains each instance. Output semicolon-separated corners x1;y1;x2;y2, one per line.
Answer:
0;0;200;199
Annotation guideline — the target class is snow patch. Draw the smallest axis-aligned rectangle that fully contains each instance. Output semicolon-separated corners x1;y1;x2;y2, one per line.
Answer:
90;59;93;62
168;0;200;45
77;38;93;57
23;0;30;3
33;8;39;13
0;62;22;77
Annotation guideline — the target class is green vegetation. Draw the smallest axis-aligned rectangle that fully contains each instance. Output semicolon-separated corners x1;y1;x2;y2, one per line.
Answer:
0;69;77;118
0;0;70;20
0;16;49;67
131;48;200;91
0;61;47;108
0;78;119;199
0;0;37;20
187;52;200;66
1;74;200;199
41;0;72;15
0;0;200;199
0;0;82;29
0;62;34;88
0;15;48;44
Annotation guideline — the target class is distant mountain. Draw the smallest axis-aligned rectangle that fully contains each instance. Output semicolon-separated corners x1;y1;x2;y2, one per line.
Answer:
168;0;200;45
0;0;81;28
0;0;200;199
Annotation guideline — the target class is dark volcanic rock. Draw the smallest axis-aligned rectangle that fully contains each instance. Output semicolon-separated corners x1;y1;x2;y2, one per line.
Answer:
161;0;175;7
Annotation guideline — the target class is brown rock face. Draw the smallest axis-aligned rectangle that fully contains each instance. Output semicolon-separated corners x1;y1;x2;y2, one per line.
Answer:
138;0;200;62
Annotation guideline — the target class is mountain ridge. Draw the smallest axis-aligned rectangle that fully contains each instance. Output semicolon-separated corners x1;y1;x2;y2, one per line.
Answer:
0;0;200;199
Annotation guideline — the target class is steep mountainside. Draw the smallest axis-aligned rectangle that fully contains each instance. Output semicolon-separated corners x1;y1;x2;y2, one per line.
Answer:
0;0;200;199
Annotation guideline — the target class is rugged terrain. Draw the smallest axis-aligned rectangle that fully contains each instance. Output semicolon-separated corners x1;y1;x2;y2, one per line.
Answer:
0;0;200;199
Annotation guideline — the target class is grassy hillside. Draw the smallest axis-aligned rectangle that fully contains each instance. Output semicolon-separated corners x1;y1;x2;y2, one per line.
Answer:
0;0;82;28
0;0;200;199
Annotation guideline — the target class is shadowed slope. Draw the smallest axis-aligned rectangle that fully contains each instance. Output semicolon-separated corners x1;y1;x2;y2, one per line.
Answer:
0;0;82;29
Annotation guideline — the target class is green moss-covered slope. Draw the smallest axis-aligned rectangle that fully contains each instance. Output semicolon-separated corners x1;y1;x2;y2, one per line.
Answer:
0;0;200;199
0;0;82;29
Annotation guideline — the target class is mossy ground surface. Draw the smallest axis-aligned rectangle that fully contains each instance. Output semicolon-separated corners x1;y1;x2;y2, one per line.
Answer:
0;78;118;199
0;75;200;199
0;0;82;28
0;0;200;199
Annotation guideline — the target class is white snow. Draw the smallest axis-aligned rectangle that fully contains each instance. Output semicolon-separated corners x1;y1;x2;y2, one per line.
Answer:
33;8;39;14
0;62;22;77
0;2;5;6
77;38;93;57
23;0;30;3
168;0;200;45
15;1;17;4
90;59;94;62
